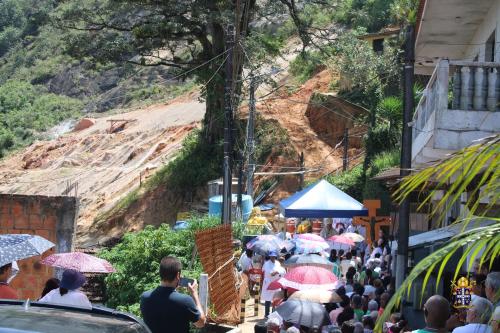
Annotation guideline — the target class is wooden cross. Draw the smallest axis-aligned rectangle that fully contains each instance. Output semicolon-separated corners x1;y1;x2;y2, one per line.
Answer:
352;199;391;247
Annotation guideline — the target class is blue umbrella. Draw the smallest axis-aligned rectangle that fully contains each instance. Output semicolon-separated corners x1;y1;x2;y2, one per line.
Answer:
0;234;55;266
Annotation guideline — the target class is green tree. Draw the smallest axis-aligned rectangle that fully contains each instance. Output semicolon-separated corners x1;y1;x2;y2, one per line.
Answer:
54;0;257;144
377;136;500;330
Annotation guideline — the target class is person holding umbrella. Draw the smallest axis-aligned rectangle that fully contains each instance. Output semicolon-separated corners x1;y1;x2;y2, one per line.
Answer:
261;251;285;317
0;263;17;299
39;269;91;309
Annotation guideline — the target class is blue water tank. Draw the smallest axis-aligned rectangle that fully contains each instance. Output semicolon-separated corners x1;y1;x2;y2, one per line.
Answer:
209;194;253;222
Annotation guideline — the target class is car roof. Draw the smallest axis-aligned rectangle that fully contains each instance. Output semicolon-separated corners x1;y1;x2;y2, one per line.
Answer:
0;300;151;333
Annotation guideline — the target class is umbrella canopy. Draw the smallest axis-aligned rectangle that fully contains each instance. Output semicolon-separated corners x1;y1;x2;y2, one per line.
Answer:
289;289;342;304
270;266;338;291
342;232;364;243
284;254;334;269
275;299;330;328
41;252;116;273
293;233;325;242
293;239;329;255
247;235;285;249
0;234;54;266
327;235;355;247
327;235;355;251
279;180;368;218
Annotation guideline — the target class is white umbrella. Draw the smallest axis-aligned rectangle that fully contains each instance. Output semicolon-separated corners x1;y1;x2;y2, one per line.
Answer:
343;232;364;243
0;234;54;266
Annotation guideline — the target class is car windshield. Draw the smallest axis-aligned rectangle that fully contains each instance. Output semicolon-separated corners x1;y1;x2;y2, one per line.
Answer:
0;305;148;333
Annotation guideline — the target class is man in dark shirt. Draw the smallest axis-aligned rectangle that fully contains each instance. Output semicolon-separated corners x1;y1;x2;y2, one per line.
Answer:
140;256;206;333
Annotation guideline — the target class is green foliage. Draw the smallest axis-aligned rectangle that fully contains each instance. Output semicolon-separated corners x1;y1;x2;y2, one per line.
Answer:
334;0;418;32
146;129;223;194
0;80;82;156
377;136;500;331
0;0;54;57
98;215;221;315
254;116;293;163
377;96;402;126
289;51;325;83
325;149;400;211
327;164;365;200
331;31;401;110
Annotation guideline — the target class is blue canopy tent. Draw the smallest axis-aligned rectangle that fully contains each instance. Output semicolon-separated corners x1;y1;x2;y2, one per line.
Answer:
279;180;368;218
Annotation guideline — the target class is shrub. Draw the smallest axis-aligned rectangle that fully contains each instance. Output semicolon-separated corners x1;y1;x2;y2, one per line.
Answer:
0;80;82;155
289;51;325;83
325;149;400;206
98;215;222;315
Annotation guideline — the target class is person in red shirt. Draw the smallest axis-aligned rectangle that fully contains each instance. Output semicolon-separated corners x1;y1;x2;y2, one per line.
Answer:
0;263;18;299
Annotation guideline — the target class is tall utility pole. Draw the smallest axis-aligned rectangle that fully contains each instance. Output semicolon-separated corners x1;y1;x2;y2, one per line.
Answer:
299;152;305;190
396;25;415;289
246;76;256;198
343;127;349;171
222;24;234;225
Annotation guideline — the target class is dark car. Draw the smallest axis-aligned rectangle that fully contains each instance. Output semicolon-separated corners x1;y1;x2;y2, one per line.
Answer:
0;300;151;333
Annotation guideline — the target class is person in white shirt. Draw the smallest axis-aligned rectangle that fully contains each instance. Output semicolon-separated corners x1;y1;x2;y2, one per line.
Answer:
39;269;91;309
452;296;493;333
238;249;253;274
340;252;356;278
261;251;285;317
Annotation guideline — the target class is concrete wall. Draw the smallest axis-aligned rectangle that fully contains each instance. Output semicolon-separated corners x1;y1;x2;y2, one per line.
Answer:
434;109;500;150
464;0;500;61
0;194;78;300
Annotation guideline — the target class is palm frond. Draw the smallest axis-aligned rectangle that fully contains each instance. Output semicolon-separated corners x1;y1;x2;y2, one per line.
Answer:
394;135;500;229
376;221;500;331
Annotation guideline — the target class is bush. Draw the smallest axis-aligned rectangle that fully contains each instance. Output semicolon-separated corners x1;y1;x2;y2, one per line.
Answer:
0;80;82;155
98;215;221;315
325;149;400;207
289;51;325;83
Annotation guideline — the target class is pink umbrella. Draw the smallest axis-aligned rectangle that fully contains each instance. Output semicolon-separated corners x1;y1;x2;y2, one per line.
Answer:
293;233;325;242
268;266;338;291
41;252;116;273
327;235;355;247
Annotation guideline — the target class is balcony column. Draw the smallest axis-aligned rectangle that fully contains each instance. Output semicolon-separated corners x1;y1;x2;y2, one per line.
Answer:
487;68;498;111
460;66;471;110
452;69;461;109
473;67;485;110
437;59;450;112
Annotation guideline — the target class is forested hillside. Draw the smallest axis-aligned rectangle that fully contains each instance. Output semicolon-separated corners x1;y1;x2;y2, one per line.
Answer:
0;0;183;157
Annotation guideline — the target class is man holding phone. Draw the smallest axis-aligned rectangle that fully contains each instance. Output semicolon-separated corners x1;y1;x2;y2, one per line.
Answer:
140;256;206;333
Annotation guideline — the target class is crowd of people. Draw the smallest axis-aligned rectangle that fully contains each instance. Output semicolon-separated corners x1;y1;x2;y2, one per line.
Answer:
0;262;92;308
0;257;206;333
235;222;500;333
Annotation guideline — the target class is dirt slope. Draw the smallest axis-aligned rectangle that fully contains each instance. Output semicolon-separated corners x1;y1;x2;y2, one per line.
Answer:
0;97;205;246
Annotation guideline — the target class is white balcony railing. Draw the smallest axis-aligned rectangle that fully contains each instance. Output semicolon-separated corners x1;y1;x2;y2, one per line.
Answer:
450;61;500;111
412;59;500;163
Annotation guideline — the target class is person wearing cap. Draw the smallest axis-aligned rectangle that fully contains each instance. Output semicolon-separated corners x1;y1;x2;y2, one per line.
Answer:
39;269;91;309
0;263;18;299
261;251;285;317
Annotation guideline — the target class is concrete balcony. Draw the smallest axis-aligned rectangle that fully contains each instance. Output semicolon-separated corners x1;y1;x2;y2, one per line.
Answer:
412;59;500;166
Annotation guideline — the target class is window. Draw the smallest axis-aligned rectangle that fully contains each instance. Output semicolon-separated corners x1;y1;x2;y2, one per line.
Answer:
373;38;384;54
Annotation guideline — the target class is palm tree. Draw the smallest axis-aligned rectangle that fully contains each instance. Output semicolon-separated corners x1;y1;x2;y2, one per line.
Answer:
376;135;500;330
